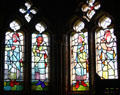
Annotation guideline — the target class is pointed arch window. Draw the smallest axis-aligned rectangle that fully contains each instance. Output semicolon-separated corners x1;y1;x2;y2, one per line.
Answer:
4;20;24;91
2;1;51;94
66;0;119;94
70;20;89;91
95;16;118;79
31;22;49;91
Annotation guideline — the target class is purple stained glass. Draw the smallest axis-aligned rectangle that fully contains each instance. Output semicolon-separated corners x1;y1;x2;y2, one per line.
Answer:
31;33;49;91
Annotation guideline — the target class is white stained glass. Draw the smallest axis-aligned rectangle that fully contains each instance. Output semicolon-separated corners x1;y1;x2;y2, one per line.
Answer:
19;8;26;14
70;31;89;91
87;0;95;6
94;4;101;10
19;2;37;23
4;31;24;91
35;23;46;33
25;2;31;9
43;34;49;45
25;14;31;22
73;21;85;32
31;33;49;90
30;9;37;14
81;0;101;22
99;17;111;29
81;4;89;12
96;24;118;79
9;21;20;31
87;10;95;19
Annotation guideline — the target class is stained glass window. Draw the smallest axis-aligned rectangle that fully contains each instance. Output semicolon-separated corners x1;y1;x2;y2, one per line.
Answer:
70;20;89;91
95;16;118;79
19;1;37;22
81;0;100;22
4;21;24;91
31;23;49;91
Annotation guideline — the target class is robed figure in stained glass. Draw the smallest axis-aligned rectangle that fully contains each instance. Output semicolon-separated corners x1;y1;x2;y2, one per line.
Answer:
96;16;118;79
32;23;48;91
6;33;22;80
32;34;47;81
75;33;88;87
71;20;89;91
4;21;24;91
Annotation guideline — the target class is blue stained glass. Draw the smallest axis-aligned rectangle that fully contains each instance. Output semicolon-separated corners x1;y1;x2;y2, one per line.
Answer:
36;80;46;88
19;2;37;22
96;29;118;79
4;32;24;91
38;63;45;68
31;33;49;91
71;32;89;91
39;69;45;74
27;9;31;14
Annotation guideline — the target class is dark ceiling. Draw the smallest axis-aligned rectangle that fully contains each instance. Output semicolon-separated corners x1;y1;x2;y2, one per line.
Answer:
0;0;119;26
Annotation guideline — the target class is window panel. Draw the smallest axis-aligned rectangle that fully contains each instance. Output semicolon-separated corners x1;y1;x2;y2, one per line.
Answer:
31;33;49;91
31;22;49;91
4;32;24;91
70;20;89;91
95;16;118;79
81;0;101;22
19;1;37;22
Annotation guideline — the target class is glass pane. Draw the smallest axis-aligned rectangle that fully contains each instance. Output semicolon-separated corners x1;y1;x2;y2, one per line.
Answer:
10;21;20;31
95;29;118;79
35;23;46;33
4;32;24;91
25;14;31;22
31;33;49;91
19;2;37;22
70;32;89;91
81;0;101;22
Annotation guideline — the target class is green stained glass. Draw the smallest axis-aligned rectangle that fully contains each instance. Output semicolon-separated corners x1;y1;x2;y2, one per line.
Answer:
95;29;118;79
31;33;49;91
70;32;89;91
96;16;118;79
4;32;24;91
